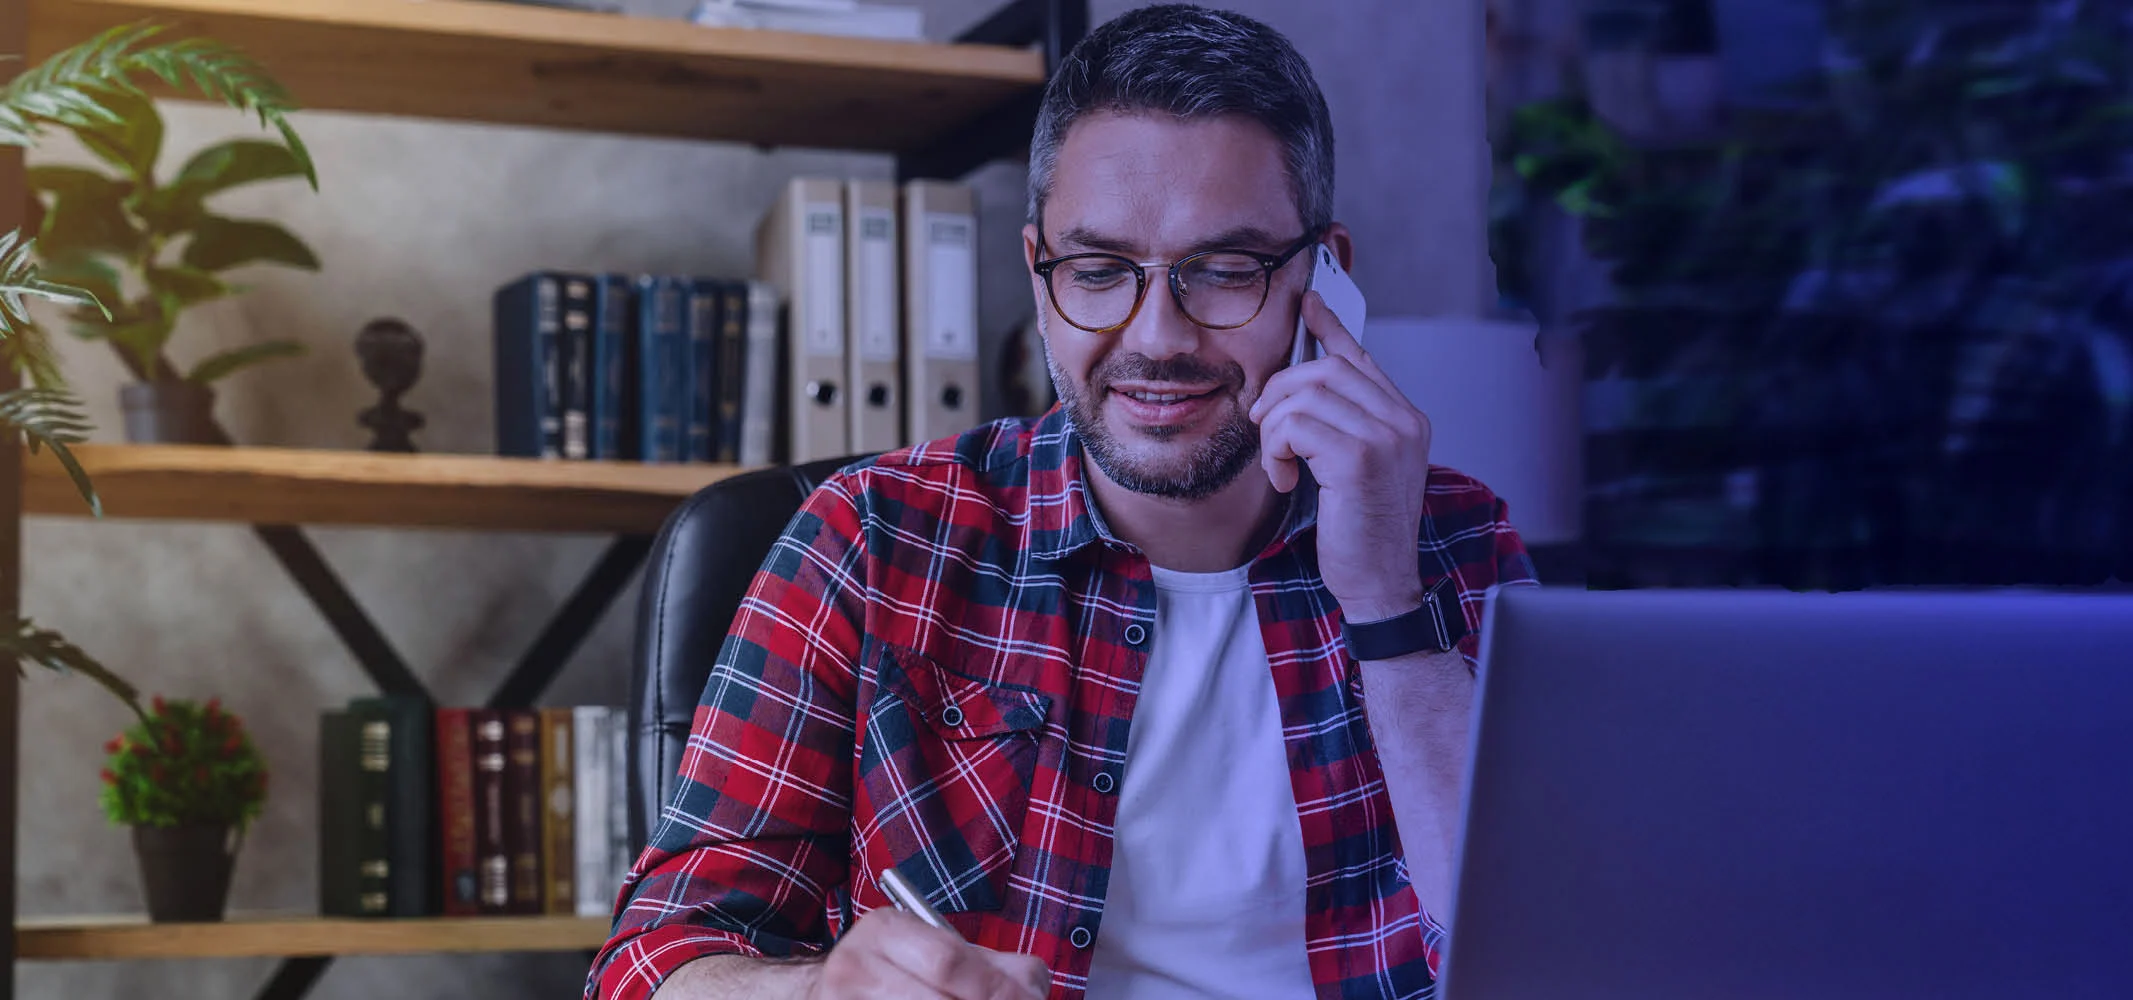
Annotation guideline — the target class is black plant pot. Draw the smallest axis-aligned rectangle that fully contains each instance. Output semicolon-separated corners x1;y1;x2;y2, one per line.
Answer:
119;381;219;445
132;824;237;922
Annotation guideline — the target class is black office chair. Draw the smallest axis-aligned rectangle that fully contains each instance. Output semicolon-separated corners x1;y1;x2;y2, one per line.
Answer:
626;455;872;854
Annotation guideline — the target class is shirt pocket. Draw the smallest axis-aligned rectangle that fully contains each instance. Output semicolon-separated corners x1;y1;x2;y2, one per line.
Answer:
857;641;1052;917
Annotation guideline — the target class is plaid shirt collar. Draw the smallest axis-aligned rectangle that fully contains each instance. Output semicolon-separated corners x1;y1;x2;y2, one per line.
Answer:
1021;402;1320;563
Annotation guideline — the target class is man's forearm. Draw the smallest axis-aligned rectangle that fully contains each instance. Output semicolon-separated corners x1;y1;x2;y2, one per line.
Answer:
649;953;823;1000
1358;649;1475;925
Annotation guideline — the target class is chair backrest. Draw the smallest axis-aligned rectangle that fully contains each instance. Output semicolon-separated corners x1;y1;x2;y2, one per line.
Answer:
627;455;867;854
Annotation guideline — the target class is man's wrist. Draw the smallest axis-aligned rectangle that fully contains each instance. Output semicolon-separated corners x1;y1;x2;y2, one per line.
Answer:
1342;594;1426;624
652;952;823;1000
1341;578;1466;661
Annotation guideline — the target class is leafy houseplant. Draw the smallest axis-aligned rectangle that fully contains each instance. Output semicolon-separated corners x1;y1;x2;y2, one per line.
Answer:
2;21;313;916
1499;0;2133;591
100;695;269;922
26;70;319;444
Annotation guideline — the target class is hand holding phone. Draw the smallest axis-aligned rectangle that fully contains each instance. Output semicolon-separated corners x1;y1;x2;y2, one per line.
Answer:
1252;240;1432;621
1289;242;1368;367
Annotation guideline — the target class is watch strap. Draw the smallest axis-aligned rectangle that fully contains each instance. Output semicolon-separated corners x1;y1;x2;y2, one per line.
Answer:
1341;577;1468;660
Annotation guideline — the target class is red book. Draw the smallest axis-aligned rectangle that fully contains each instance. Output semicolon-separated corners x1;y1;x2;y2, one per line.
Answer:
434;708;480;917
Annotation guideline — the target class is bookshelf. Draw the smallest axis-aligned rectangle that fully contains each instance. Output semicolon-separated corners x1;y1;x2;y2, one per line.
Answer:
24;0;1048;150
22;443;753;534
1;0;1080;996
18;913;611;960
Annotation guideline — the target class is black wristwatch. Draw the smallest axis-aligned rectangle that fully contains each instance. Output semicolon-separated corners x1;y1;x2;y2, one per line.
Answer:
1341;577;1469;661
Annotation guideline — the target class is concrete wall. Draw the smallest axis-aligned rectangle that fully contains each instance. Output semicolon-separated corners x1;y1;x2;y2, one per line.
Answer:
15;1;1482;997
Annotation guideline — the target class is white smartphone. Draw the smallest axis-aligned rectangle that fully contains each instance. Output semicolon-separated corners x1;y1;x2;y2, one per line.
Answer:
1289;241;1368;367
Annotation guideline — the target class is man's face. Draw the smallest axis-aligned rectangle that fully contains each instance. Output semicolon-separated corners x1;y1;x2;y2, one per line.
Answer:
1023;111;1314;501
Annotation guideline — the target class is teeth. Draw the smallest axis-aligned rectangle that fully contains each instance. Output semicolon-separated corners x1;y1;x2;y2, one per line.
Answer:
1127;391;1192;403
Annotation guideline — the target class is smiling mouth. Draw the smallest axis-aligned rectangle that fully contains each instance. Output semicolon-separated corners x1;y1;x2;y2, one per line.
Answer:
1115;389;1214;403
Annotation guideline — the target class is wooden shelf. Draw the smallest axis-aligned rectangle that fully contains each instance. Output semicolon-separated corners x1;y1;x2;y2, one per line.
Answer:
17;912;611;959
23;442;754;533
25;0;1048;150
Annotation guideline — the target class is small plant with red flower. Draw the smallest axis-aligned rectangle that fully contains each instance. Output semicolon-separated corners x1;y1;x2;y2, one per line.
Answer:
100;696;268;833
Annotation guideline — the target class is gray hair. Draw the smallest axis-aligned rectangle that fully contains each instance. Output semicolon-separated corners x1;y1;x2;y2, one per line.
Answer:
1026;4;1335;237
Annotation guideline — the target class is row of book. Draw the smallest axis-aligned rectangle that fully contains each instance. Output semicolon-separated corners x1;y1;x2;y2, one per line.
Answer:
494;272;778;465
319;697;633;919
492;176;984;467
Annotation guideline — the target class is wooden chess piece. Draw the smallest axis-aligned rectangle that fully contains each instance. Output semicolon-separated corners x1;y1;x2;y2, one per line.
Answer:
355;317;426;452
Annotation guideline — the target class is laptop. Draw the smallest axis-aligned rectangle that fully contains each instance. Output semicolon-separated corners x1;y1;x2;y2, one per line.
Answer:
1441;585;2133;1000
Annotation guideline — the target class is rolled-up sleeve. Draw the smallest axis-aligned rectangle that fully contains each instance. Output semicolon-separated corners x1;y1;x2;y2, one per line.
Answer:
587;476;870;999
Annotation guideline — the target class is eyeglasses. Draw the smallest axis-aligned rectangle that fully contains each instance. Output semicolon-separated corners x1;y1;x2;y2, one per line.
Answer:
1032;230;1322;334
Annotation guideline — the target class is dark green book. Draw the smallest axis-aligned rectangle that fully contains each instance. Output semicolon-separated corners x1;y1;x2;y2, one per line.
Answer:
318;710;360;916
351;695;436;917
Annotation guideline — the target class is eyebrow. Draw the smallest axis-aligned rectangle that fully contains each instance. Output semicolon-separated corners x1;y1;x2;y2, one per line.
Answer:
1053;224;1296;258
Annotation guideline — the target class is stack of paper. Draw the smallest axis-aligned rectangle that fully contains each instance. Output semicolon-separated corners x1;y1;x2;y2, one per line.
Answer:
687;0;924;40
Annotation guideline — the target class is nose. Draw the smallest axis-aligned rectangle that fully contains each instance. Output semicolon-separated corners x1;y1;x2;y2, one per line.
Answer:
1115;265;1203;361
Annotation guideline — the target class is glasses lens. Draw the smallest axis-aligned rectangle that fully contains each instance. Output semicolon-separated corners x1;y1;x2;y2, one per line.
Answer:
1050;256;1142;330
1177;253;1270;328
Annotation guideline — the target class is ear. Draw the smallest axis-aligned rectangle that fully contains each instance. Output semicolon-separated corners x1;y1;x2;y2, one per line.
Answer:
1023;222;1050;311
1322;221;1356;272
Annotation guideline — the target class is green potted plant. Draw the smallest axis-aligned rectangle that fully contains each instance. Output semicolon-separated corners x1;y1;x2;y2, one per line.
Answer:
2;20;313;916
22;44;319;444
99;695;269;922
2;20;311;617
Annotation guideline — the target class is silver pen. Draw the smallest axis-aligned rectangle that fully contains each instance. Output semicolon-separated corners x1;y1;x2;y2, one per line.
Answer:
879;867;960;936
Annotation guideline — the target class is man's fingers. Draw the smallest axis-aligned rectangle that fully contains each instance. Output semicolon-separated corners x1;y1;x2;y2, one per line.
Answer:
1260;420;1301;494
1260;411;1349;494
1258;382;1379;443
983;951;1052;998
870;909;1045;1000
822;949;955;1000
1250;341;1402;425
1301;291;1398;395
871;910;969;987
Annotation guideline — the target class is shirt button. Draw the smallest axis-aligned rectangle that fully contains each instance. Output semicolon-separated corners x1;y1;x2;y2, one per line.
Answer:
939;705;965;728
1092;771;1116;794
1123;623;1147;646
1069;926;1094;949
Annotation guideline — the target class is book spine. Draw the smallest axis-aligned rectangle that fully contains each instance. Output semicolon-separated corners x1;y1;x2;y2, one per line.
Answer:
738;281;782;466
573;705;611;918
492;273;564;458
472;709;511;914
377;696;435;917
686;279;722;463
354;705;393;916
635;276;687;463
539;707;577;915
436;707;480;917
318;711;360;916
560;275;595;460
594;274;633;460
714;281;747;464
505;709;544;914
607;706;633;902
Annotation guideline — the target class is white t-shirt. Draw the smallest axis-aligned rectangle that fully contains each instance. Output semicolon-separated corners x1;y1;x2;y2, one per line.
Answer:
1081;563;1318;999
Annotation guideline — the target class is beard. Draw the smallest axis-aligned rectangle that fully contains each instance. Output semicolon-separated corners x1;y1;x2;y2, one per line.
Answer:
1043;321;1261;502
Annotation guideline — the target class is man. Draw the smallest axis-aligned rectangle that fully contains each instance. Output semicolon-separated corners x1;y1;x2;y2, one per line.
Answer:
587;5;1534;998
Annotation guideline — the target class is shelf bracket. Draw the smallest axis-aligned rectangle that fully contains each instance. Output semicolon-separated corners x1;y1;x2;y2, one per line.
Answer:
251;957;330;1000
256;523;429;698
485;533;653;710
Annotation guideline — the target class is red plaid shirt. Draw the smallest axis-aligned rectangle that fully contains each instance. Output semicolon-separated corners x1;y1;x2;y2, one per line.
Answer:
588;405;1535;999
